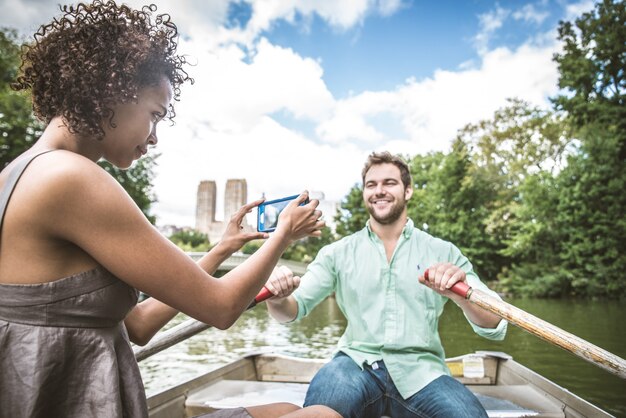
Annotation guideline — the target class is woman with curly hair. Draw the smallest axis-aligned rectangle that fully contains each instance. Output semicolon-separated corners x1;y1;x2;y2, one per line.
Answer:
0;2;338;418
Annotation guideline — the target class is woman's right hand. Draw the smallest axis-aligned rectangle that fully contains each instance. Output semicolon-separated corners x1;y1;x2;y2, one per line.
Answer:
274;191;325;242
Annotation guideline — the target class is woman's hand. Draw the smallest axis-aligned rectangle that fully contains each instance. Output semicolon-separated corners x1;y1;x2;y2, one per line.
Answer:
274;191;325;243
218;199;269;254
265;265;301;299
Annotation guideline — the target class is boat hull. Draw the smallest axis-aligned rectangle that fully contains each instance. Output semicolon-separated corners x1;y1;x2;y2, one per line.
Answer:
147;351;613;418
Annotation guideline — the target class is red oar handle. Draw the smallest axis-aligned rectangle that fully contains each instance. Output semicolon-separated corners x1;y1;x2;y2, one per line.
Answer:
246;286;273;310
423;269;472;299
255;286;273;303
449;281;471;299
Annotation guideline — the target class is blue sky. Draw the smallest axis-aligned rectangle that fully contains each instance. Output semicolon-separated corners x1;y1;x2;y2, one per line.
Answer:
1;0;596;228
255;0;565;93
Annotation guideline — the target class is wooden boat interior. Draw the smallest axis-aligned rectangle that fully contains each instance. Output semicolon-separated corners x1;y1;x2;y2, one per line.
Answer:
147;351;613;418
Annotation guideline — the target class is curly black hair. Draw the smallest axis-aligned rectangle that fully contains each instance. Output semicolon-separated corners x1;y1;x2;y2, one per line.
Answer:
12;0;193;140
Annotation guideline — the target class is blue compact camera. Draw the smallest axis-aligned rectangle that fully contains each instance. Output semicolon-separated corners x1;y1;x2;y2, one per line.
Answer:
257;194;309;233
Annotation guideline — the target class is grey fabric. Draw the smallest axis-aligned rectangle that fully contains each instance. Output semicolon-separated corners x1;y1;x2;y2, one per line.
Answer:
195;407;253;418
0;151;147;418
0;150;54;241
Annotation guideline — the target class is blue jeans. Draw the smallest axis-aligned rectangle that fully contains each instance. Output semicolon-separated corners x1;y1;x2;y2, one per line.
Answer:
304;353;488;418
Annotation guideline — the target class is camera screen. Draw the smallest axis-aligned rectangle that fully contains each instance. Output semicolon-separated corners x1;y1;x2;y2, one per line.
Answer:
258;198;294;232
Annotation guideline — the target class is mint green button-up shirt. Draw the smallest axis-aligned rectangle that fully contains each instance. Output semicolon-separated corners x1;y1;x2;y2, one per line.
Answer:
292;219;507;399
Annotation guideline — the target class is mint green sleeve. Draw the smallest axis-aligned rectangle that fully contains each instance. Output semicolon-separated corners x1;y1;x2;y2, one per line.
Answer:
292;244;338;321
450;244;508;341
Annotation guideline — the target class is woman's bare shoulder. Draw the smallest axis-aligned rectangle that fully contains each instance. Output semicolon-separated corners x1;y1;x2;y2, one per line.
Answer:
19;150;122;196
8;150;132;233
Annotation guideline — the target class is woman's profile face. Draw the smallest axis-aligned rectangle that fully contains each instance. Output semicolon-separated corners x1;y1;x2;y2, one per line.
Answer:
100;76;173;169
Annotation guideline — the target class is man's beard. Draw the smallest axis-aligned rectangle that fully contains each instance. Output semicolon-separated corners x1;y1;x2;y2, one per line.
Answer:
367;197;406;225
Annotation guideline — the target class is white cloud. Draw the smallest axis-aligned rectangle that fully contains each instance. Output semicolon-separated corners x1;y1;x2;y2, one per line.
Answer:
512;4;549;24
316;91;397;144
474;6;511;53
152;116;366;226
153;34;560;227
310;39;560;154
172;37;333;135
0;0;60;33
564;0;595;21
1;0;565;228
246;0;398;33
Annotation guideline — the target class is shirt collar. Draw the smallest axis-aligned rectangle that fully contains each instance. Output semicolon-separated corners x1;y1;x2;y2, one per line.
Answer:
365;218;414;239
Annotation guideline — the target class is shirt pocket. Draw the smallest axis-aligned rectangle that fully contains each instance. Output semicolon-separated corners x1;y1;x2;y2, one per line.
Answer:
405;287;440;348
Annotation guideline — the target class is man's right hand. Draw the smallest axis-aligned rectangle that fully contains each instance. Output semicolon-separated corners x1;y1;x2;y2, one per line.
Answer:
265;265;301;299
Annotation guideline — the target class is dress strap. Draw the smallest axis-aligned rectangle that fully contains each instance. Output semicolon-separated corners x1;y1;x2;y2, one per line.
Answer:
0;150;57;236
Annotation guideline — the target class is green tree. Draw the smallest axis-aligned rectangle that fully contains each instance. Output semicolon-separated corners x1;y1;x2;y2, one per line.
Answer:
0;27;159;223
550;0;626;298
553;0;625;134
334;184;368;236
554;126;626;298
168;229;210;252
99;156;159;224
408;143;504;282
282;227;337;263
498;172;567;297
450;100;572;288
0;28;43;168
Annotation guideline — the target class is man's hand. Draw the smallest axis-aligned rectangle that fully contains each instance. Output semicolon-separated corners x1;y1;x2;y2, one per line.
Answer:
418;262;466;298
265;265;301;299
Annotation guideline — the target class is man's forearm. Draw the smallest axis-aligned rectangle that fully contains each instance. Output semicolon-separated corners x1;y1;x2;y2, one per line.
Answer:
453;297;501;328
266;296;299;323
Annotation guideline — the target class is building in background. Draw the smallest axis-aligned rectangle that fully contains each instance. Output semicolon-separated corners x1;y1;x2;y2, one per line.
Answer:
194;180;340;244
195;180;216;235
224;179;247;222
195;179;252;244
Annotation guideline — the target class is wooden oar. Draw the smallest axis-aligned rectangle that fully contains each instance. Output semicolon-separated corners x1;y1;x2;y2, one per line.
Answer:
134;287;273;362
446;278;626;379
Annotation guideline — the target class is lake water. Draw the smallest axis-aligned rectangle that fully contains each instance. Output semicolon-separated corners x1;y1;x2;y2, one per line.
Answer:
139;298;626;417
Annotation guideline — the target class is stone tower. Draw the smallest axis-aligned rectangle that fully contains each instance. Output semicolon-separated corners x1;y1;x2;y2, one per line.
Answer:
195;180;216;233
224;179;247;222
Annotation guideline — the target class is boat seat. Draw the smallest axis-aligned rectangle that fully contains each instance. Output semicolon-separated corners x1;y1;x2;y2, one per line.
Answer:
186;380;561;418
471;385;565;418
185;380;309;416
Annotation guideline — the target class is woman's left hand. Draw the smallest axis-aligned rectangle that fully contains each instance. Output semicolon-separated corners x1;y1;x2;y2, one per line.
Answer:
218;199;269;253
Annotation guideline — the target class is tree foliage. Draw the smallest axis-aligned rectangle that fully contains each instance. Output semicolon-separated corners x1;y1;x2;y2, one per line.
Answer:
281;227;337;263
549;0;626;297
334;184;368;236
553;0;625;132
0;28;43;168
168;229;210;252
554;125;625;297
98;156;159;224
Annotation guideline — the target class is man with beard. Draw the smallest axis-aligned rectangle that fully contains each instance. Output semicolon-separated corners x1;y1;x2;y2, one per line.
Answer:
266;151;508;418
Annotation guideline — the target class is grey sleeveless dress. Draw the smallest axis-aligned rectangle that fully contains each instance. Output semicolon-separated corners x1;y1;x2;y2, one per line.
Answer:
0;151;148;418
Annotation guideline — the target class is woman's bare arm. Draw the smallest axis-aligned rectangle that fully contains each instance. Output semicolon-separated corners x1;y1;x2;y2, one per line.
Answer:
40;154;323;331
